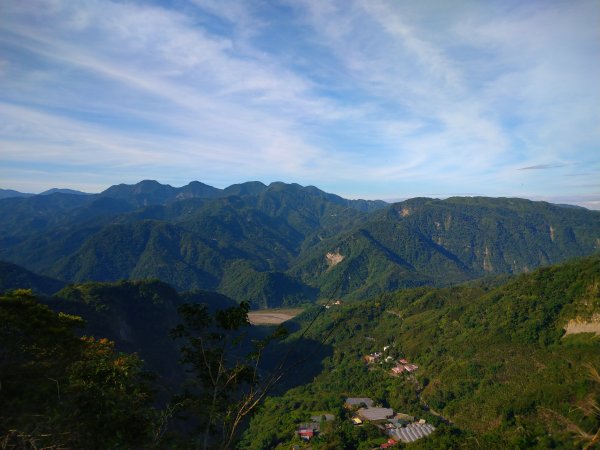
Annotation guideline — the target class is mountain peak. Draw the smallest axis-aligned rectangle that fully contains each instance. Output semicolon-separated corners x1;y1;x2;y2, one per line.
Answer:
40;188;91;196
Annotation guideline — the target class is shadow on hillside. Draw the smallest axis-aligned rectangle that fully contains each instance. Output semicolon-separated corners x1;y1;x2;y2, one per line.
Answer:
260;335;333;394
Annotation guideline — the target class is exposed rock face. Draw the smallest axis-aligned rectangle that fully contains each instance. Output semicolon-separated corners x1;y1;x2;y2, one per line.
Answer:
564;314;600;336
399;207;411;217
483;246;493;272
325;251;344;268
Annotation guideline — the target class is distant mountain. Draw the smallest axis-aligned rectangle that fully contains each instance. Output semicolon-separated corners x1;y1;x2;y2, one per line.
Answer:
0;261;65;295
291;196;600;297
1;181;598;307
0;188;33;199
40;188;91;195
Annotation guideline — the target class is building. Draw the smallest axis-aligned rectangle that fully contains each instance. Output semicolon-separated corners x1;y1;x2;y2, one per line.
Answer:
389;423;436;443
380;439;398;449
391;365;405;375
404;364;418;372
357;407;394;421
364;352;382;364
297;422;320;441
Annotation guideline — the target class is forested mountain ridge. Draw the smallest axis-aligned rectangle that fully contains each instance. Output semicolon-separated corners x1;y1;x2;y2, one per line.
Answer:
1;180;599;308
0;261;65;295
293;196;600;298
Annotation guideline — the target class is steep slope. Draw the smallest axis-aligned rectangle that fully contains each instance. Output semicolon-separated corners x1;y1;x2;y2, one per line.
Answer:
1;183;598;307
242;255;600;448
290;197;600;298
43;279;257;385
0;261;65;295
3;182;381;305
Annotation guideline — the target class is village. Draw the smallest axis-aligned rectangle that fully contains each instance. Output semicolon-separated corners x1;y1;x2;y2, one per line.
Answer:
295;395;435;448
294;344;435;448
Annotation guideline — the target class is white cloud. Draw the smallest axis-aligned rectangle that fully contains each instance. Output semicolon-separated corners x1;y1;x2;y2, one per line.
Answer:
0;0;598;199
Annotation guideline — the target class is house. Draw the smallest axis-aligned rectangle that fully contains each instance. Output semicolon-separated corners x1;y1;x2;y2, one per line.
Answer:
357;407;394;421
391;365;405;375
364;352;382;364
297;422;320;441
381;439;398;449
351;416;363;425
404;364;418;372
364;354;377;364
391;360;418;375
345;397;374;408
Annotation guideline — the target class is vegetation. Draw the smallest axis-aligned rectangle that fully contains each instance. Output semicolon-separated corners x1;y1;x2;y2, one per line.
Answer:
1;181;600;448
2;181;598;307
0;260;64;295
0;289;157;449
242;255;600;448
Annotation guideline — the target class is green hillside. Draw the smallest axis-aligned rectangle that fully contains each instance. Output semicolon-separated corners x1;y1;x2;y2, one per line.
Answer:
3;255;599;448
0;261;65;295
242;255;600;448
292;197;600;298
1;181;599;308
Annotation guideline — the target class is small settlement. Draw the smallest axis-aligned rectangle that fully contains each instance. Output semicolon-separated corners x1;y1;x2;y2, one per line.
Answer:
294;348;434;447
345;397;435;447
363;347;419;376
295;397;435;446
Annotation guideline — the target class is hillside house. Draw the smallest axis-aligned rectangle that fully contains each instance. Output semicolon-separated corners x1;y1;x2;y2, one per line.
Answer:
391;365;405;375
404;364;418;372
391;360;418;375
364;352;382;364
297;422;320;441
380;439;398;449
357;407;394;421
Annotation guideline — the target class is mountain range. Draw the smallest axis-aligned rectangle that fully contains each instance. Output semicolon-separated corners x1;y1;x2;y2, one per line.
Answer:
1;180;599;308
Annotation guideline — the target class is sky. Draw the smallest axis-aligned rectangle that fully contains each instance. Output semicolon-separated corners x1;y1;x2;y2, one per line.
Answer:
1;0;599;208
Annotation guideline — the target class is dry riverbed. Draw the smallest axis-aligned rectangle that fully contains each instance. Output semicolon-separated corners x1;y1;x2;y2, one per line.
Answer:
248;308;304;325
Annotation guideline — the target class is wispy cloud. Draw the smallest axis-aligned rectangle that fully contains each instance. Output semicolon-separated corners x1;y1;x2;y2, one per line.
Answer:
519;163;568;171
0;0;598;203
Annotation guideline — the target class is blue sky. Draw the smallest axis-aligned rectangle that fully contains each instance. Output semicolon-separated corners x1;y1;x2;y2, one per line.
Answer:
1;0;599;208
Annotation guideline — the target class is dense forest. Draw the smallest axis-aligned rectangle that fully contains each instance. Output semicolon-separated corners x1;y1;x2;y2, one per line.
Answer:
1;180;599;307
2;255;599;448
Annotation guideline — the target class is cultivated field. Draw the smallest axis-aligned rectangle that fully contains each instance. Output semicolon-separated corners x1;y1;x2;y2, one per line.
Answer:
248;308;304;325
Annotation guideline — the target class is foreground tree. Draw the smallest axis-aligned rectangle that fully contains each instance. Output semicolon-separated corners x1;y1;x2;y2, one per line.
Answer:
0;290;157;449
171;301;288;449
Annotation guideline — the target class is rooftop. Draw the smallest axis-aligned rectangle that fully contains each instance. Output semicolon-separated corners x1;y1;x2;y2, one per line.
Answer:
357;407;394;421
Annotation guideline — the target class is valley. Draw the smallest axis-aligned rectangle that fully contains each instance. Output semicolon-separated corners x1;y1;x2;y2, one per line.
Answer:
1;181;599;449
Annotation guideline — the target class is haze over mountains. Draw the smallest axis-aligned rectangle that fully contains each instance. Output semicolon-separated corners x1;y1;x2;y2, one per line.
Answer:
1;180;599;308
